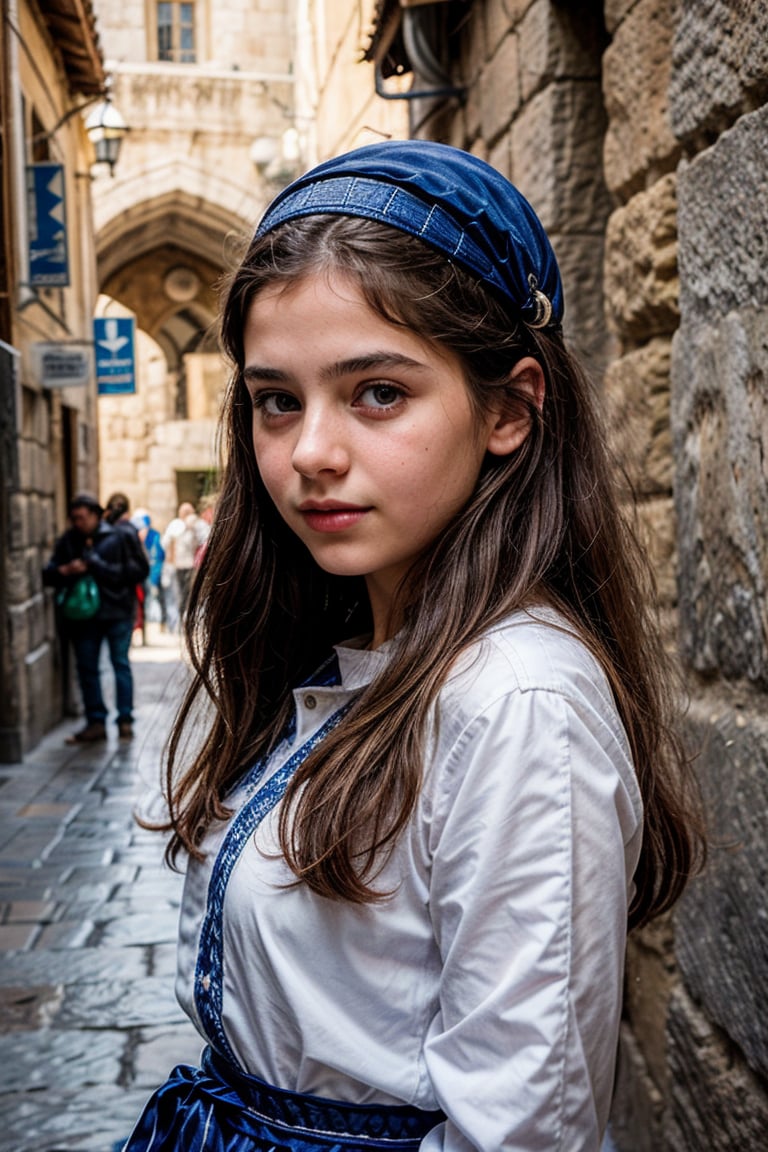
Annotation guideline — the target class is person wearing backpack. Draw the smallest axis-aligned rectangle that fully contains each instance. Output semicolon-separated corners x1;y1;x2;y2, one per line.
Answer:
43;492;149;744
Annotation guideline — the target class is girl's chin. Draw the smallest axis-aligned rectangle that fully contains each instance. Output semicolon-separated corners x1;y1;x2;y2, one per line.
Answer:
310;559;372;579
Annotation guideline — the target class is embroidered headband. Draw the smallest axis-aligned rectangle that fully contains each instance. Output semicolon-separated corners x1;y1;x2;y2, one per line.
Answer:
256;140;563;329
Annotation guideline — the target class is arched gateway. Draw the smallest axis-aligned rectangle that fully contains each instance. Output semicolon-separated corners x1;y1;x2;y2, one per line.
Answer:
93;176;255;533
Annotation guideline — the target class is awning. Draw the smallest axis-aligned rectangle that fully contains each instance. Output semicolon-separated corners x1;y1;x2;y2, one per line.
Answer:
38;0;106;96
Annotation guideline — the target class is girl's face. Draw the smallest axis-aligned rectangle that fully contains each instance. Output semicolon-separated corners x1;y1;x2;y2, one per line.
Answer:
242;271;511;639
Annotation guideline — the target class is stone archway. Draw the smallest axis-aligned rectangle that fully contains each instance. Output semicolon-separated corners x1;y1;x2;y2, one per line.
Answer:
94;189;249;533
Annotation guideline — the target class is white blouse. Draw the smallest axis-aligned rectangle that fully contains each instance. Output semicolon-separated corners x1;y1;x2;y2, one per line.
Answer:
175;610;643;1151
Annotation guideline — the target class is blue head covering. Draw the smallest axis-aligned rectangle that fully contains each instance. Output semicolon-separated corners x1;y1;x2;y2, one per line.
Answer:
256;140;563;328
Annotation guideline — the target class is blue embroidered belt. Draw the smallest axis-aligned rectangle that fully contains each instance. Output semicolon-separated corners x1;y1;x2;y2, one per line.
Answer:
121;1045;445;1151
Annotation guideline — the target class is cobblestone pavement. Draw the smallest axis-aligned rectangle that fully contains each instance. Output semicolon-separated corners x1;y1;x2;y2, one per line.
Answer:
0;627;203;1152
0;628;624;1152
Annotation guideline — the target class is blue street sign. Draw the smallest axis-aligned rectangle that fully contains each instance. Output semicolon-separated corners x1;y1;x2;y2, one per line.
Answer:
94;317;136;395
27;164;70;287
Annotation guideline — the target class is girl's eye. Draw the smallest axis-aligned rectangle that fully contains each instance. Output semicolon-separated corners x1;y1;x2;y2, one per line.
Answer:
252;391;301;416
356;383;405;410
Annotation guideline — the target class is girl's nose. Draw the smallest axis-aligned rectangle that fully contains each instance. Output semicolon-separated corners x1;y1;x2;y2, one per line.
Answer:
291;410;350;478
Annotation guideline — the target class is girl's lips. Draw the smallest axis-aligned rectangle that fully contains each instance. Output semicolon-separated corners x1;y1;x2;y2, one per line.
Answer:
299;506;370;533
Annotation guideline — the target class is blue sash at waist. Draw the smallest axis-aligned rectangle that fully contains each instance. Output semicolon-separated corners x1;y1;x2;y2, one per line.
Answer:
121;1046;445;1151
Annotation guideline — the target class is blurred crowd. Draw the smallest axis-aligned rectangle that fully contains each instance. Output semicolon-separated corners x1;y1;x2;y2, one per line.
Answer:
42;490;216;744
129;496;215;640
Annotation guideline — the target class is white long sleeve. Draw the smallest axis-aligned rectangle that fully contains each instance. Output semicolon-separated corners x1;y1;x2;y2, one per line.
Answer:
175;611;643;1151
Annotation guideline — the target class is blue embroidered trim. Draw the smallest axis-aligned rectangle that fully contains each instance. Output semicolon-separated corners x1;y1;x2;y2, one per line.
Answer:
239;653;342;797
194;656;349;1068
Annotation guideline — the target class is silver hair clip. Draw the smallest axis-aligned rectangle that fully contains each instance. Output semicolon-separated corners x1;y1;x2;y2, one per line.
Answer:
526;274;553;329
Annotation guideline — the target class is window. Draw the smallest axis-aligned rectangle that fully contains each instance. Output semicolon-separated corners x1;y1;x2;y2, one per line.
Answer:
157;2;196;63
30;109;51;163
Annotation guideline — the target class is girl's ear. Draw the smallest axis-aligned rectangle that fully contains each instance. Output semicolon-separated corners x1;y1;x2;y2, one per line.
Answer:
485;356;545;457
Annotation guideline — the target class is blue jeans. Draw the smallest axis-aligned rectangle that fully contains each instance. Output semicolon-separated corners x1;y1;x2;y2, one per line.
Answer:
70;617;134;724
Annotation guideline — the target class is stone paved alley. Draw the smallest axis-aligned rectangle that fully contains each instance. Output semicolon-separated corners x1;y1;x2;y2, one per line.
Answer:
0;628;202;1151
0;626;625;1152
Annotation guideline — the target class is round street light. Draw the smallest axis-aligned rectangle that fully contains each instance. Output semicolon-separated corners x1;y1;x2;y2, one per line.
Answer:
84;99;128;175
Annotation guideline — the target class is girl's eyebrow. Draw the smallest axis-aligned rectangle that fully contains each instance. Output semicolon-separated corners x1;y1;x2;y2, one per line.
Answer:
320;352;427;379
243;365;290;384
243;352;428;386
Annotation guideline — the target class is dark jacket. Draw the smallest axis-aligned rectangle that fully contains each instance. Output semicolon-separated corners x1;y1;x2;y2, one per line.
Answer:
43;520;150;622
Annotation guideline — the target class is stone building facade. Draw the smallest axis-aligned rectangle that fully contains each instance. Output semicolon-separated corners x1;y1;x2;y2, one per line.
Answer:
292;0;408;163
304;0;767;1146
89;0;296;529
0;0;106;758
3;0;765;1141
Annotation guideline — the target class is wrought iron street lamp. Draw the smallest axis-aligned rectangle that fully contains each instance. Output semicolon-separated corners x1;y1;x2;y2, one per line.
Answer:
84;98;128;175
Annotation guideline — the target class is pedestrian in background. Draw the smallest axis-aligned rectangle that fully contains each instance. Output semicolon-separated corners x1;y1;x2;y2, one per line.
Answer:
132;508;167;632
161;501;205;620
105;492;152;644
43;492;149;743
192;493;216;571
123;143;705;1150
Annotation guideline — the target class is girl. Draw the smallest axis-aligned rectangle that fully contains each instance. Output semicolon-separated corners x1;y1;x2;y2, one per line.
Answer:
125;141;703;1151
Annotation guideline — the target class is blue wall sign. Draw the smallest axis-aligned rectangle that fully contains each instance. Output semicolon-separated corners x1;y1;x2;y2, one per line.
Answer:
27;164;70;287
94;317;136;395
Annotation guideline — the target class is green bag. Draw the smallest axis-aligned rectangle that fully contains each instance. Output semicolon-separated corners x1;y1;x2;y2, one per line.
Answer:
56;574;101;620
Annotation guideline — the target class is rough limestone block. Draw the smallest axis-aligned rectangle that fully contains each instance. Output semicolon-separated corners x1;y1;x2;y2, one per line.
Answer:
8;603;30;665
602;0;680;198
485;0;537;36
604;175;679;340
483;0;516;58
26;390;50;444
670;0;768;143
41;498;55;548
462;60;483;143
487;134;513;183
469;135;485;163
666;983;768;1146
480;31;520;146
609;1022;664;1152
605;338;674;495
27;494;42;548
604;0;640;36
512;80;610;234
459;5;488;88
32;441;50;494
26;549;42;600
623;916;677;1094
9;493;26;551
6;557;30;604
27;592;47;652
671;308;768;684
17;439;31;491
518;0;602;102
674;698;768;1079
676;107;768;321
553;232;616;377
635;496;677;609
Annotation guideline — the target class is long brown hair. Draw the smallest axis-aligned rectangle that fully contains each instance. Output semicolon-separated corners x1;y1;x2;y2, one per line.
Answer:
163;214;704;930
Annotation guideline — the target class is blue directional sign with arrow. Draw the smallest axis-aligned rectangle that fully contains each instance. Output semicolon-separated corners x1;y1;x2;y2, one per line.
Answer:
94;317;136;395
27;164;70;287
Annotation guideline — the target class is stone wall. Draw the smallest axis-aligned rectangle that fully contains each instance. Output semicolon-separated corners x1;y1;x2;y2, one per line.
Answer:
94;0;293;73
309;0;768;1145
297;0;408;164
1;2;103;759
424;0;615;375
603;1;768;1146
662;0;768;1143
87;1;298;534
429;2;768;1142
